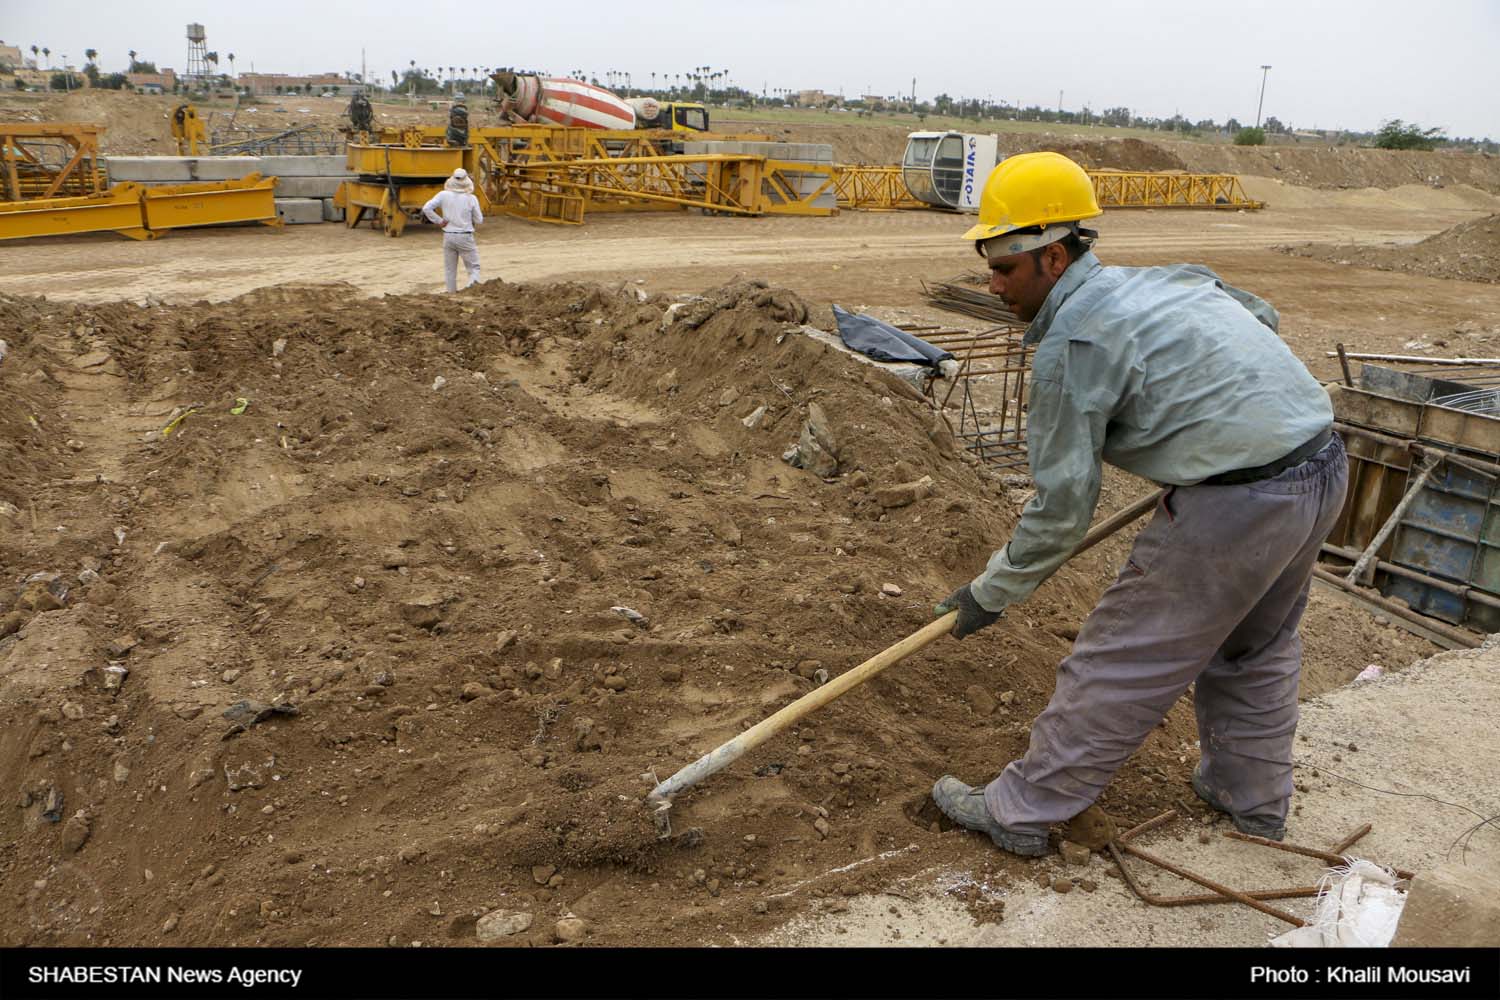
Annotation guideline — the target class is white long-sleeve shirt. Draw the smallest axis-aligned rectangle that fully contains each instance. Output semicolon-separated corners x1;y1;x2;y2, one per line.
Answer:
422;190;484;233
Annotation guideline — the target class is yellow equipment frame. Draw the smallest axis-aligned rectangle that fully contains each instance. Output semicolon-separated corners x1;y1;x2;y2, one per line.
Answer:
492;153;836;225
0;174;281;242
832;164;926;210
171;104;209;156
334;179;444;237
0;183;155;241
0;123;108;202
1089;170;1264;210
139;174;282;232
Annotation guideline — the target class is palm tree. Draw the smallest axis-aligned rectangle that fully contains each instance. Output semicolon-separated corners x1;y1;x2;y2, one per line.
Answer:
42;47;51;69
127;49;136;72
227;52;235;84
84;48;97;66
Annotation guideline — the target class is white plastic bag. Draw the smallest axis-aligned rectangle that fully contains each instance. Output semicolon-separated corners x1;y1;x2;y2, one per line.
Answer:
1270;859;1406;947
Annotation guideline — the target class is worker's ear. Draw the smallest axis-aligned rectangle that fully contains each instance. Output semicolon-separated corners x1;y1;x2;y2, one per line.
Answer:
1042;241;1071;280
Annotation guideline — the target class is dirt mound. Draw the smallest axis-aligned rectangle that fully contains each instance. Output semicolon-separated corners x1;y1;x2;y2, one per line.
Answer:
1279;212;1500;284
0;276;1436;947
1030;137;1188;173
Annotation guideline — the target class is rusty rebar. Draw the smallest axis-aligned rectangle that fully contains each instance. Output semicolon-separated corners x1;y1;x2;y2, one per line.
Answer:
1222;830;1414;881
1330;823;1372;855
1113;840;1307;926
1116;809;1177;842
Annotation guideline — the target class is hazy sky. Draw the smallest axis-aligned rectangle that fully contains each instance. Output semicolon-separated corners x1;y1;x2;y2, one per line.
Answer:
6;0;1499;138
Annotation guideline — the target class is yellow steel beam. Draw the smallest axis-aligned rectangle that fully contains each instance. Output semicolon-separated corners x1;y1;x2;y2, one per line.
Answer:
1089;170;1264;209
492;153;836;224
833;164;925;210
139;174;282;232
0;183;154;241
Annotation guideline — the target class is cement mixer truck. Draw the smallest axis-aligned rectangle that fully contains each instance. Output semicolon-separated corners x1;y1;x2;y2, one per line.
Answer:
491;71;709;133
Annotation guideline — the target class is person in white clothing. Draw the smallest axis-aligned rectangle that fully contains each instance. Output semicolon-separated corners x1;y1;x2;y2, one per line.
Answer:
422;168;484;292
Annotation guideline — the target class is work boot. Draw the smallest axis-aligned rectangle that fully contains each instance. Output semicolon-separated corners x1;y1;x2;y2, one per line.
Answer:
930;776;1047;857
1191;765;1286;841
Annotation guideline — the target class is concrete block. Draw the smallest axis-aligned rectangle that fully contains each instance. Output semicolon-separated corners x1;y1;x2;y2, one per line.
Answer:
257;155;352;177
274;198;324;225
274;176;348;199
188;157;262;181
321;198;345;223
1390;862;1500;946
104;156;195;183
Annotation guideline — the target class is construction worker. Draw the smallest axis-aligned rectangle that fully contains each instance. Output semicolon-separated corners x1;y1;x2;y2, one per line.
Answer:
421;168;483;292
931;152;1346;856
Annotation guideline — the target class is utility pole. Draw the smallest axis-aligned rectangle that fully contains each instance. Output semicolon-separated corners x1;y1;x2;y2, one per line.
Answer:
911;76;915;111
1255;64;1271;129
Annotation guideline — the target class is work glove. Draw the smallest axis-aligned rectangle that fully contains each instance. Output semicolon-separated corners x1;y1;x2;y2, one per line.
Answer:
935;584;1003;640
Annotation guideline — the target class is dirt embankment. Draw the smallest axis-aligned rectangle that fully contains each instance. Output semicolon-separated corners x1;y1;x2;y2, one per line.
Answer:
1281;212;1500;285
0;276;1434;948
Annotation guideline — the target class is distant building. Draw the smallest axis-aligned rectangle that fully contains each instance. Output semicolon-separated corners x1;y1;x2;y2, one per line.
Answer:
127;69;178;92
0;42;23;70
237;72;347;95
794;89;835;108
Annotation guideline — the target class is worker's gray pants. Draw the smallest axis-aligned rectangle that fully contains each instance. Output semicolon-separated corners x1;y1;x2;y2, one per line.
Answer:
443;232;480;292
985;435;1348;836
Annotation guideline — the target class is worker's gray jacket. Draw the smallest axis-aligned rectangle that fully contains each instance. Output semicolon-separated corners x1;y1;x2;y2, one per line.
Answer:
970;250;1334;612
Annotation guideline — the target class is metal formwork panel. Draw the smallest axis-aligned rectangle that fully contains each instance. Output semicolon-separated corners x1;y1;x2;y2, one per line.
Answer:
139;174;281;231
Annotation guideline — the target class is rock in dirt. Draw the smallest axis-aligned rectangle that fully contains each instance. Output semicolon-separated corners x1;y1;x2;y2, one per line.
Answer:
1051;876;1074;894
718;387;740;407
222;699;298;729
532;865;557;885
223;755;275;791
741;405;767;430
880;582;904;597
495;630;520;652
1064;805;1117;850
964;685;996;716
784;403;840;478
573;718;603;752
41;787;64;822
476;909;533;941
400;596;445;630
554;916;588;943
61;811;91;853
460;682;489;701
1059;840;1091;866
874;476;935;510
20;576;68;612
106;635;139;659
102;664;129;692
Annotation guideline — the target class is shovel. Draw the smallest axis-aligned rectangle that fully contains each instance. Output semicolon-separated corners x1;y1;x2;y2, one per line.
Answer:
645;487;1166;835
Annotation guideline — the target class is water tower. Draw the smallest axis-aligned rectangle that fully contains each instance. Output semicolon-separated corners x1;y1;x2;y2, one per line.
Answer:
185;23;209;87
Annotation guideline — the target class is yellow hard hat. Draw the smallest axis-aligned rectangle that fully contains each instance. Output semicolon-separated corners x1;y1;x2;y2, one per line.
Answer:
962;151;1102;243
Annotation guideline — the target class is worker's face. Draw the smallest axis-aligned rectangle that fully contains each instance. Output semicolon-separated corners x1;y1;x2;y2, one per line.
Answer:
985;242;1070;322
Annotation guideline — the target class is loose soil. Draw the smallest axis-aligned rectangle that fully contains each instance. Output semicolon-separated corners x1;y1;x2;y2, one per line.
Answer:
1;98;1497;949
1282;212;1500;285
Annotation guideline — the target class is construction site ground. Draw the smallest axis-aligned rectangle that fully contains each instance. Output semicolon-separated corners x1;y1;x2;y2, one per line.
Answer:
3;108;1500;951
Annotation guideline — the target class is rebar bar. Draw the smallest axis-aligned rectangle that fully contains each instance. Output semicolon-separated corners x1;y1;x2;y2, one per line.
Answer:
1222;830;1415;881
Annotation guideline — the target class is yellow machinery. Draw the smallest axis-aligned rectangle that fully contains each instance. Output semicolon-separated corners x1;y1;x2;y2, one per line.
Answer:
335;130;466;236
832;164;926;210
0;174;281;242
1089;170;1264;210
491;152;836;225
172;104;209;155
1;124;108;201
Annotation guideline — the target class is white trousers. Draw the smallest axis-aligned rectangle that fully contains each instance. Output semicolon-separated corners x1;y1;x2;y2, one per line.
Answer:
443;232;481;292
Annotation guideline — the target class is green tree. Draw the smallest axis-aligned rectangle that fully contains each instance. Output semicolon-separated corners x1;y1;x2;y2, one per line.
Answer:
1373;119;1444;150
100;72;127;90
1234;126;1266;146
50;71;80;90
